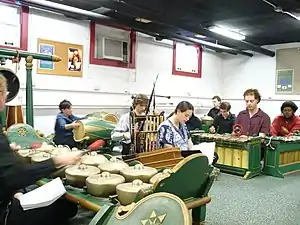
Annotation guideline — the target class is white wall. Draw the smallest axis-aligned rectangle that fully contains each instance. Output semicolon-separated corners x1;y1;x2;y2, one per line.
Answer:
2;7;224;134
222;43;300;120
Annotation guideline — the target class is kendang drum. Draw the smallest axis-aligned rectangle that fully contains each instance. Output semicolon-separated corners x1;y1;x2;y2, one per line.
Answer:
73;117;117;143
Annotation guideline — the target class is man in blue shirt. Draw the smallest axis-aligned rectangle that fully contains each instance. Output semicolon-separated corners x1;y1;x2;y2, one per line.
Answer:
53;99;84;148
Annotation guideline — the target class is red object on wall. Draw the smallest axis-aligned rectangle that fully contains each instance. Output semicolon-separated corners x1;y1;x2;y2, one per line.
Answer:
89;21;136;69
172;41;202;78
0;1;28;51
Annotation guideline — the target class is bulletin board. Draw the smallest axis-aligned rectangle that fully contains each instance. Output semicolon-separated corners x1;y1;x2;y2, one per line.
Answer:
276;48;300;94
36;38;83;77
276;69;293;94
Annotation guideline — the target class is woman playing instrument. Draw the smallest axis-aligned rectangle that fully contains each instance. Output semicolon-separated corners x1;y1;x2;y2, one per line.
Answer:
53;100;85;148
157;101;194;151
157;101;219;164
0;74;83;225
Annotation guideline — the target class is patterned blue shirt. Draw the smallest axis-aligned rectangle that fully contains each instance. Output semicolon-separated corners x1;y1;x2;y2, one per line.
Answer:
157;119;190;151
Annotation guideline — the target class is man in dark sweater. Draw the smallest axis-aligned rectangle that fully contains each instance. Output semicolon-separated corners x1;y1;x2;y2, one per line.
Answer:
186;113;202;131
209;102;235;134
207;96;221;119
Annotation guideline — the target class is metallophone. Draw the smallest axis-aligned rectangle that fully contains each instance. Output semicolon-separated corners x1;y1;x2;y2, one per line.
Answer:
264;135;300;178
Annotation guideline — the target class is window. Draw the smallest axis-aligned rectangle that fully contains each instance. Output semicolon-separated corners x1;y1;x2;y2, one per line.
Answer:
0;2;28;51
172;41;202;78
89;21;136;69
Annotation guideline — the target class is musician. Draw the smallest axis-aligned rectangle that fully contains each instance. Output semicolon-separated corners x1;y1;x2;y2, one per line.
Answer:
53;99;85;148
235;89;270;161
235;89;270;137
111;94;149;155
209;102;235;134
157;101;219;165
270;101;300;136
186;112;202;131
157;101;194;151
207;96;221;119
0;74;82;225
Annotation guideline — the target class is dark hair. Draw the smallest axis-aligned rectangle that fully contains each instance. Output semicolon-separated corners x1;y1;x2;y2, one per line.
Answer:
167;112;174;118
174;101;194;114
219;102;231;111
281;101;298;112
212;96;221;102
59;99;72;111
243;89;261;103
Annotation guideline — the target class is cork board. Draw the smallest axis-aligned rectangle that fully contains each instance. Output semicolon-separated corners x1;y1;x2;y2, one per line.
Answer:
276;48;300;94
36;38;83;77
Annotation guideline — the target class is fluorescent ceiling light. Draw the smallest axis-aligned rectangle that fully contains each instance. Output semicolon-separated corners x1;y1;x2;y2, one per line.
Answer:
195;34;206;38
188;37;233;50
135;18;152;23
209;26;245;40
92;7;111;14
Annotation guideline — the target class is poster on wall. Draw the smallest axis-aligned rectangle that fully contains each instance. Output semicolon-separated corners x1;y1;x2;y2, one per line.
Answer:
276;69;294;94
38;44;54;70
37;38;83;77
68;47;82;72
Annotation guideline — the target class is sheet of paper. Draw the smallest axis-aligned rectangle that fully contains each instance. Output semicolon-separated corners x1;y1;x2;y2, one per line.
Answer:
191;142;216;165
19;177;66;211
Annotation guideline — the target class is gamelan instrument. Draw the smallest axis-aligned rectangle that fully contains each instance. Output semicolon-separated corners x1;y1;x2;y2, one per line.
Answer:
30;152;214;225
200;115;214;133
72;117;117;144
264;136;300;178
200;115;214;126
7;124;52;149
194;133;262;179
130;113;164;153
0;67;22;129
124;113;184;169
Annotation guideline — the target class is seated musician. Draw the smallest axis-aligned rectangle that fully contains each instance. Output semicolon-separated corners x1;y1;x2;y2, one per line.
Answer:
235;89;270;161
235;89;270;137
209;102;235;134
53;99;85;148
186;112;202;131
111;94;149;155
270;101;300;136
157;101;219;165
0;75;82;225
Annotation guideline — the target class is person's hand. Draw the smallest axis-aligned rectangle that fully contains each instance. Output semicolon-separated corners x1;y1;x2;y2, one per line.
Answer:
209;126;215;133
71;121;80;128
281;126;289;135
10;142;21;152
14;192;23;200
123;132;131;140
239;135;248;138
52;151;83;168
